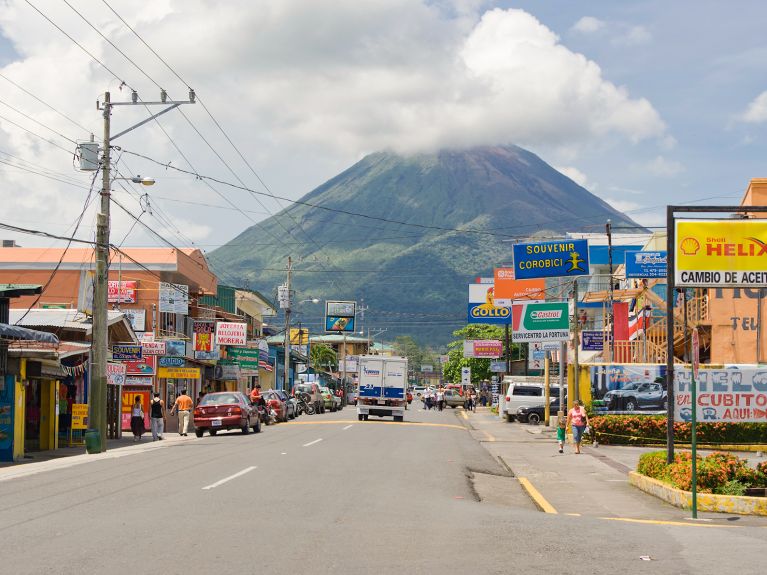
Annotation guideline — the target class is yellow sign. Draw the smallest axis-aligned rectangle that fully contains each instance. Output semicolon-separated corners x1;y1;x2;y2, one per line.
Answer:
676;220;767;287
157;367;201;379
290;328;309;345
72;403;88;430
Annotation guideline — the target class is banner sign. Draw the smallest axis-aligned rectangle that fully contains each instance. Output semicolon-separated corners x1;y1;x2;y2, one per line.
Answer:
158;367;201;379
108;280;137;303
141;341;166;356
325;300;356;332
227;346;260;370
71;404;88;429
676;220;767;287
512;239;589;279
165;340;187;357
490;360;506;372
122;308;146;332
123;356;156;376
625;250;667;279
106;362;126;386
581;330;605;351
159;356;185;368
674;368;767;422
158;282;189;314
493;268;546;306
216;322;247;346
467;283;510;325
112;344;142;361
463;340;503;358
510;301;570;342
192;320;217;360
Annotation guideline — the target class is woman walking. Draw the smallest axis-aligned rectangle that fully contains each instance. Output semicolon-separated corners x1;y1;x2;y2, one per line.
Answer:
566;400;589;454
149;392;165;441
130;395;145;442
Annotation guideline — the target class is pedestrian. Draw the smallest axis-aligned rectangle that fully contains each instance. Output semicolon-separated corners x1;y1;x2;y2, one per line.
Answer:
250;384;261;404
566;399;589;454
556;411;566;453
465;389;474;412
436;387;445;411
196;391;205;406
130;395;145;441
149;392;165;441
470;388;477;412
170;388;193;436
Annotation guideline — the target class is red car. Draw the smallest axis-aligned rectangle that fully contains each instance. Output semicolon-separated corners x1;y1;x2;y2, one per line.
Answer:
261;390;289;423
193;391;261;437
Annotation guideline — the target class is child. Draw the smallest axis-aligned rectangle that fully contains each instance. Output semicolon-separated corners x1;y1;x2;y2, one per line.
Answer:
556;411;566;454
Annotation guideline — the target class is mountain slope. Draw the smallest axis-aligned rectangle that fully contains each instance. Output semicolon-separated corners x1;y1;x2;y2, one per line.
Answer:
208;145;641;345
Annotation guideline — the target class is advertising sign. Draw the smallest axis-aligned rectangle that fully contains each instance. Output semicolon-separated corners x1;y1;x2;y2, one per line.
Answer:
512;239;590;279
581;330;606;351
108;280;137;303
625;250;667;279
123;356;156;376
141;341;166;356
290;328;310;345
510;302;570;342
71;404;88;430
158;282;189;314
165;340;187;357
461;367;471;385
325;300;356;332
157;367;201;379
467;283;511;325
121;389;150;431
106;362;126;386
490;360;506;372
590;365;666;413
159;356;185;368
214;362;240;380
227;347;260;370
192;320;217;360
215;322;247;346
421;364;434;373
674;368;767;422
463;340;503;358
112;344;142;361
675;220;767;287
122;308;146;332
493;268;546;306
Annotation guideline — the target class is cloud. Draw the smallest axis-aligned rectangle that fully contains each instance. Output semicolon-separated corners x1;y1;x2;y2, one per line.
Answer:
740;91;767;123
555;166;589;188
571;16;605;34
0;1;668;248
614;25;652;46
644;155;685;177
605;197;641;213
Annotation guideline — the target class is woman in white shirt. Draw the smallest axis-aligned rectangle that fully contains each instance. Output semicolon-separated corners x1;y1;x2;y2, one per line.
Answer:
130;396;145;441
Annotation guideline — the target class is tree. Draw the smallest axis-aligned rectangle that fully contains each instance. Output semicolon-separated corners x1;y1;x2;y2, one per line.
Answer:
442;324;522;384
310;344;337;372
393;335;426;368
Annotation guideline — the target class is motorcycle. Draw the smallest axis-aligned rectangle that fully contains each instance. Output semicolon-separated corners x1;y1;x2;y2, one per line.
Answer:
295;392;315;415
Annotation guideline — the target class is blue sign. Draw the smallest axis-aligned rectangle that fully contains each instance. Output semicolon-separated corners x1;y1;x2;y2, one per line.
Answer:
112;344;142;360
165;340;186;357
625;250;667;279
159;356;185;368
513;239;590;279
325;316;356;332
467;303;511;325
581;330;606;351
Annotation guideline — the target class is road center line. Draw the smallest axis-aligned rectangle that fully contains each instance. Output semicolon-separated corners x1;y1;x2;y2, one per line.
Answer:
342;425;353;430
303;438;323;447
202;466;256;491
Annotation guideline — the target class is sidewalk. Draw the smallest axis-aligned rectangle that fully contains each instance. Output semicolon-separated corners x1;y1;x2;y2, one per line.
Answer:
463;407;767;526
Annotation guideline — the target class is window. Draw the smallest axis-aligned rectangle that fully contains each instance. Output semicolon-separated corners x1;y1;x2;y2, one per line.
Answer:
513;386;543;397
200;393;239;406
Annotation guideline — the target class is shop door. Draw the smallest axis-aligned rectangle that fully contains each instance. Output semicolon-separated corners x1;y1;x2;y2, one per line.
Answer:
24;380;41;452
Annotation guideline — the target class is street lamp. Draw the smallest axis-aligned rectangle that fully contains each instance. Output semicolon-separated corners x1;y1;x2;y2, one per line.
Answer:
115;175;155;186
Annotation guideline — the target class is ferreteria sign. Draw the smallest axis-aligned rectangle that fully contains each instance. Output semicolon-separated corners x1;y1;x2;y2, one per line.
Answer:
676;220;767;287
512;239;589;279
510;301;570;342
674;368;767;422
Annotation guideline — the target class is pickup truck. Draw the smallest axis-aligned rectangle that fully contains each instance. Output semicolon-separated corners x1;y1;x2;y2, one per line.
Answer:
444;389;465;409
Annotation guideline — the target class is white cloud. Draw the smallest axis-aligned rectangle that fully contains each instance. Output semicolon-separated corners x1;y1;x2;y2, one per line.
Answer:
614;25;652;46
740;91;767;123
604;197;641;213
571;16;605;34
555;166;589;188
644;155;685;177
0;1;668;247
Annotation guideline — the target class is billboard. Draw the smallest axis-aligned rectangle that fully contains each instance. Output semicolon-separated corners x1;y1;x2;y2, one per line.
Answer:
510;301;570;342
674;368;767;423
590;364;666;413
676;220;767;287
467;283;510;325
122;356;156;376
215;322;247;346
325;300;356;332
108;280;137;303
493;268;546;306
512;239;589;279
158;282;189;314
624;250;667;279
463;340;503;358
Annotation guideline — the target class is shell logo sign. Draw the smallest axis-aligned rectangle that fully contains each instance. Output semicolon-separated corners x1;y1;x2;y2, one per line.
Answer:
676;220;767;287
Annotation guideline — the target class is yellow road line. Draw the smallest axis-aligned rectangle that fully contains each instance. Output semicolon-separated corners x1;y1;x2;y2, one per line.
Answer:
287;420;466;431
600;517;736;528
518;477;558;514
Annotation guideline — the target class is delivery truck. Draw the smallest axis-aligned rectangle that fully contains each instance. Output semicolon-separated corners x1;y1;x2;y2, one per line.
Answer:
356;355;408;422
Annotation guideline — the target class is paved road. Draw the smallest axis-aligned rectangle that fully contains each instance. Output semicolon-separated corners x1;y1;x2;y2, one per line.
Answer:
1;406;765;574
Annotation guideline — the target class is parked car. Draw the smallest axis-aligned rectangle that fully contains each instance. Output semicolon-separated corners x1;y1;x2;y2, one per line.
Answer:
501;384;562;422
603;381;667;411
294;382;324;414
412;386;426;399
261;389;290;422
517;396;567;425
273;389;298;419
193;391;261;437
444;389;465;409
320;386;340;412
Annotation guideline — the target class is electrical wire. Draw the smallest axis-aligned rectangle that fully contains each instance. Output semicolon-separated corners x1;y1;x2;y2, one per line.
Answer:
0;111;75;154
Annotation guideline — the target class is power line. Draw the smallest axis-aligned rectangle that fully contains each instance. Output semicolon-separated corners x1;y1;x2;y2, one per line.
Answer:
0;96;78;143
0;111;75;154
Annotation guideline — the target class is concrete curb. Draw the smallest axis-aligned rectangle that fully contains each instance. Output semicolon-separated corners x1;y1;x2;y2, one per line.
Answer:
518;477;558;514
629;471;767;516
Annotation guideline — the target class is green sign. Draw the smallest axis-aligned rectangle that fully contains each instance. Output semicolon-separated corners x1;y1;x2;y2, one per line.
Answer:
511;301;570;343
227;347;259;370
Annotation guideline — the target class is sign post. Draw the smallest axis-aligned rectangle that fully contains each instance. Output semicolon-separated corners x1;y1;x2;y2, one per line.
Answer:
691;327;699;519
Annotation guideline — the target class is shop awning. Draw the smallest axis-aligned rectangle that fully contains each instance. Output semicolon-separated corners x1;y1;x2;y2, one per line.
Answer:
0;322;59;344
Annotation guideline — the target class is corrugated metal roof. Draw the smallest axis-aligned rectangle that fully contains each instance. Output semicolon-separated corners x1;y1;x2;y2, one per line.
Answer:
0;322;59;343
9;309;127;332
0;284;43;298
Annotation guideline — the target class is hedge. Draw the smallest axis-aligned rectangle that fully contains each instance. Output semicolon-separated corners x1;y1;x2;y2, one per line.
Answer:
591;415;767;446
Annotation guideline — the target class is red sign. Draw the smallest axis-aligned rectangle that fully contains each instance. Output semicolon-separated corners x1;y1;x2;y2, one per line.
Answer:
193;320;214;352
122;355;156;375
108;280;137;303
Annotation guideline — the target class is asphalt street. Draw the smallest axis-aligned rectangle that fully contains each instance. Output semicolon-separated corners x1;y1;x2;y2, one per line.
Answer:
0;406;765;574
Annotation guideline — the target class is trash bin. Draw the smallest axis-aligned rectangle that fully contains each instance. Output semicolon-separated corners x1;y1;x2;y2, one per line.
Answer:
84;429;102;454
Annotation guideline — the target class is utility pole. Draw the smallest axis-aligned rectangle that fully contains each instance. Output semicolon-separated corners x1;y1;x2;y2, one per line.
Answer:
559;341;566;415
572;279;580;403
606;219;614;363
88;89;195;453
283;256;292;391
504;324;511;375
341;333;347;391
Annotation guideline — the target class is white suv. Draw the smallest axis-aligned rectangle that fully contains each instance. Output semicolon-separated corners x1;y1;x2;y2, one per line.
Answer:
500;383;562;422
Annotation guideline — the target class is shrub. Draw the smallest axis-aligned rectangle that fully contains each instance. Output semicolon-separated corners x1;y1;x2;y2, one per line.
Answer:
757;461;767;476
715;480;748;496
637;450;762;493
637;451;669;480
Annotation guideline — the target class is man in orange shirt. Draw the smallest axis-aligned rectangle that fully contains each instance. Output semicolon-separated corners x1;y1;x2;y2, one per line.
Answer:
170;389;194;436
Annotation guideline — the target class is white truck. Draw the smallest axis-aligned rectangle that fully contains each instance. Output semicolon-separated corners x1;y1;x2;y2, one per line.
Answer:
356;355;408;422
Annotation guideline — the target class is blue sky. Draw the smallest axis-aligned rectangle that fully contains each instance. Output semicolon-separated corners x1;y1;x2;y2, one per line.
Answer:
0;0;766;248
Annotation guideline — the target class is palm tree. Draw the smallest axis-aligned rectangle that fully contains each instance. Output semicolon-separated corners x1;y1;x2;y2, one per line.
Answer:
310;344;337;372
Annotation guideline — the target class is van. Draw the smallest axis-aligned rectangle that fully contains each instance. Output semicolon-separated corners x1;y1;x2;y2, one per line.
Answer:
500;383;562;422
